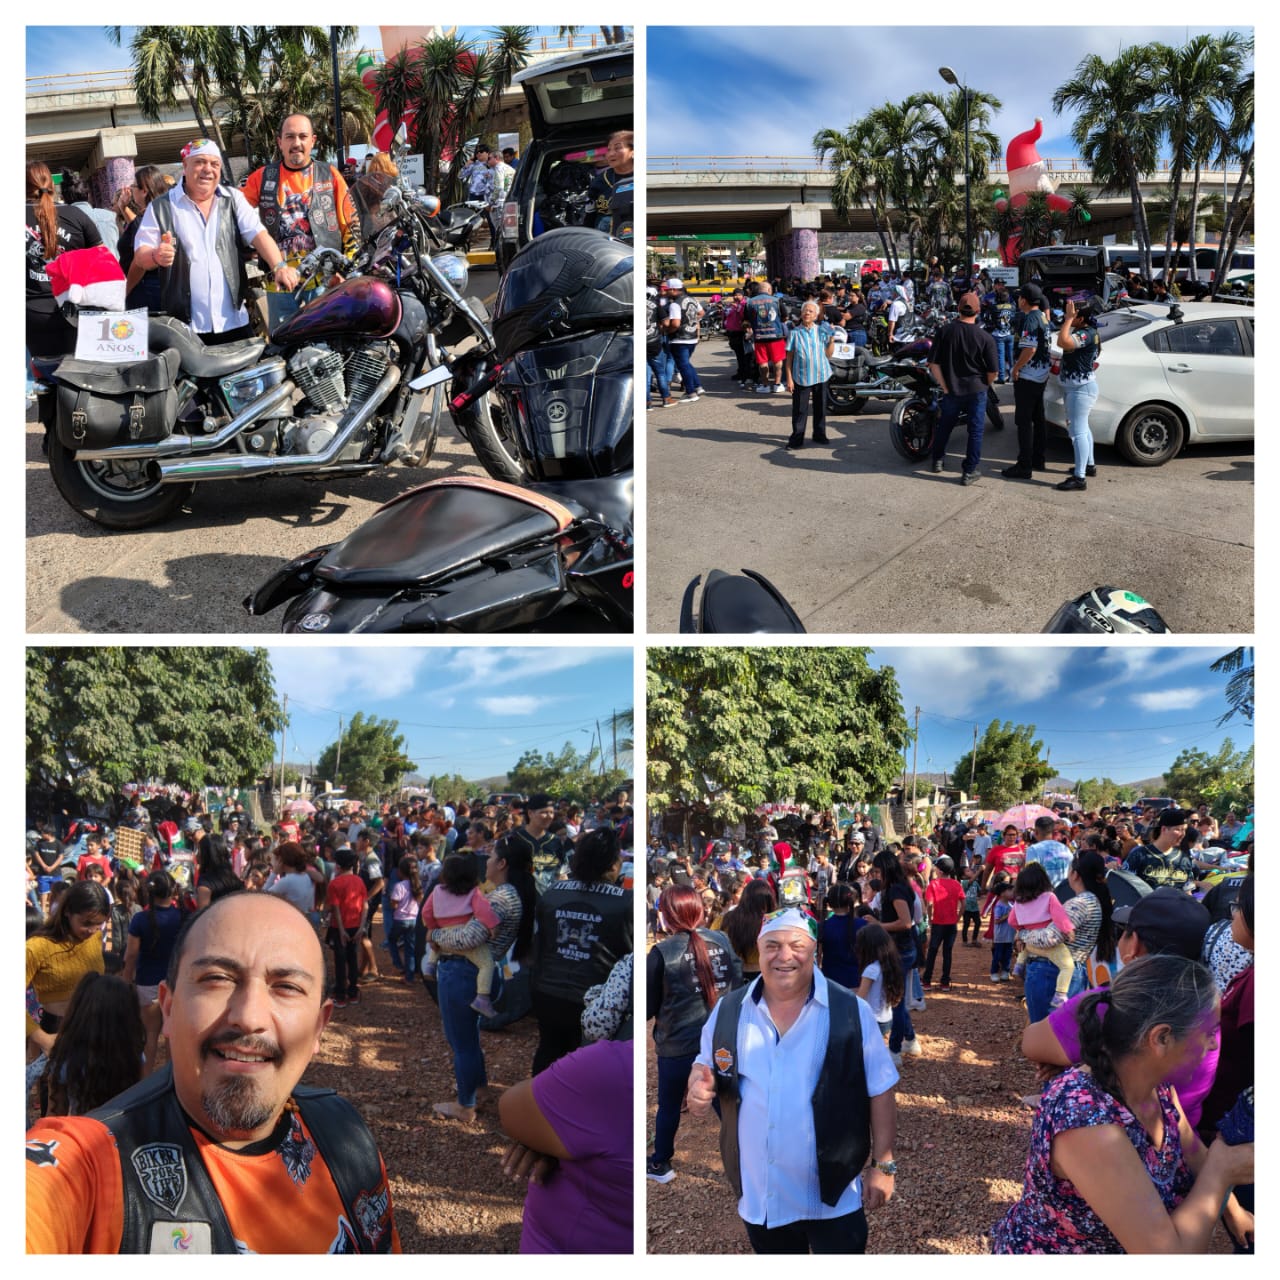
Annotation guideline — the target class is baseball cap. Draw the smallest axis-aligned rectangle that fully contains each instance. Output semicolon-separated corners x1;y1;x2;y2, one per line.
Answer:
957;292;981;315
666;277;684;290
1153;807;1193;833
1018;284;1046;306
1111;886;1209;960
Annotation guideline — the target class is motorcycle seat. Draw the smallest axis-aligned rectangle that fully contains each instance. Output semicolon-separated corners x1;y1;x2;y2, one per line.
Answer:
314;477;575;588
147;316;266;378
862;351;897;368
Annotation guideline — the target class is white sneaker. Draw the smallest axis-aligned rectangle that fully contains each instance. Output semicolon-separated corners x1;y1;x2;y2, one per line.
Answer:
908;997;926;1012
754;384;772;394
890;1051;903;1068
773;382;786;394
681;392;701;404
902;1037;922;1057
990;973;1001;983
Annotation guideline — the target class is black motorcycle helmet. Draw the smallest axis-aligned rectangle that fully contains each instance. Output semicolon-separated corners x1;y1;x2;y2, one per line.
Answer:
1043;586;1171;634
492;227;632;360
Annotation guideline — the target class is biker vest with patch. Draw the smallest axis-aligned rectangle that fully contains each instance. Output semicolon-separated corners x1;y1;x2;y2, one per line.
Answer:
257;162;342;254
150;187;250;327
711;978;871;1206
532;878;632;1003
674;295;702;342
653;929;739;1057
88;1066;394;1253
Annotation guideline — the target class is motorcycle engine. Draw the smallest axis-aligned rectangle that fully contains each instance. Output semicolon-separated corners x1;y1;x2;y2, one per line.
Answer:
281;343;393;460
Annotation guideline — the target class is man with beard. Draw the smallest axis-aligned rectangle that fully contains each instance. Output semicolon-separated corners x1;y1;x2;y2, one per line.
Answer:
26;893;399;1253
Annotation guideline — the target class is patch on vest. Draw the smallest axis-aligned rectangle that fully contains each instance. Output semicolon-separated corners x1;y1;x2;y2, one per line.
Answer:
131;1143;187;1213
279;1113;316;1185
26;1139;59;1166
329;1216;360;1254
714;1046;734;1074
354;1182;391;1249
149;1222;213;1253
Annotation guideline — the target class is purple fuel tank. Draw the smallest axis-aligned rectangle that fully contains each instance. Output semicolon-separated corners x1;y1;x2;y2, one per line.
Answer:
270;277;403;344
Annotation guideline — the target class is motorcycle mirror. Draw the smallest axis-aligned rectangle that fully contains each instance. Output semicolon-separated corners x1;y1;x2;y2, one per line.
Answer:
407;364;454;392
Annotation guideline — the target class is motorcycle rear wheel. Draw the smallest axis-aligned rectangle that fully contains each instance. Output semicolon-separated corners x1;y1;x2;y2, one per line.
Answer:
825;386;868;416
47;436;193;529
890;396;936;462
986;387;1004;431
453;390;524;484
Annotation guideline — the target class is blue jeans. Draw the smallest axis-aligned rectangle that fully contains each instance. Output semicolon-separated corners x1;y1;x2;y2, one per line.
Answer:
993;332;1014;381
436;956;489;1107
846;328;867;349
653;1051;697;1163
669;342;702;394
647;349;671;400
1025;956;1088;1024
388;919;416;975
888;943;916;1052
1062;379;1098;477
991;941;1014;976
933;390;986;475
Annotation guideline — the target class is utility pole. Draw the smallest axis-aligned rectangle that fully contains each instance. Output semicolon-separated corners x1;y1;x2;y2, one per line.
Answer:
969;723;978;797
278;693;288;796
910;705;921;820
335;714;344;786
611;709;618;771
596;719;606;776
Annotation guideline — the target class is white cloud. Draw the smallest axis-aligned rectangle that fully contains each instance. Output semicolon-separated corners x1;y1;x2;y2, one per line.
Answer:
1131;687;1212;712
883;647;1075;716
268;647;431;701
440;647;621;691
478;695;549;716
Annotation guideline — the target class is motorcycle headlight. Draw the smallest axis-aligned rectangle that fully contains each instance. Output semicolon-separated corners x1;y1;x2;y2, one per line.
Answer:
433;252;469;294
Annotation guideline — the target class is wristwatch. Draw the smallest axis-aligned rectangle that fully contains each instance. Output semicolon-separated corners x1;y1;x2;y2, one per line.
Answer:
870;1159;897;1176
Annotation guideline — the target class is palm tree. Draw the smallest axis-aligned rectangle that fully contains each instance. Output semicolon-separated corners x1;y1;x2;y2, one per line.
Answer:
813;122;894;268
1154;32;1249;283
475;26;533;142
1213;63;1253;293
865;98;937;273
1053;46;1162;279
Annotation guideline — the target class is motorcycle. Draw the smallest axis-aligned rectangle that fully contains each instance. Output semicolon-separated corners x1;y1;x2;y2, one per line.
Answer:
825;330;932;415
888;365;1005;462
244;225;633;633
679;569;806;633
433;199;490;254
38;164;521;531
699;303;726;340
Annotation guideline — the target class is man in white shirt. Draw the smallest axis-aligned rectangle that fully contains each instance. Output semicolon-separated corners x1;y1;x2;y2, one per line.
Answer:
688;908;899;1252
133;139;298;341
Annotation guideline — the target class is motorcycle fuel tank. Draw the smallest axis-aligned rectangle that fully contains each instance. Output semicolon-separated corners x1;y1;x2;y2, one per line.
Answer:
271;277;403;344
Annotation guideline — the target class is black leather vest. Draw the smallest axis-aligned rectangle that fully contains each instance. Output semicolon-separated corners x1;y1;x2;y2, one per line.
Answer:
711;978;871;1207
149;187;250;328
257;162;342;251
87;1067;394;1253
653;929;741;1057
532;878;633;1002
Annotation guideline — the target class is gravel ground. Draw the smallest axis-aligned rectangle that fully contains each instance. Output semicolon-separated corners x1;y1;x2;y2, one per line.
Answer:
645;934;1234;1255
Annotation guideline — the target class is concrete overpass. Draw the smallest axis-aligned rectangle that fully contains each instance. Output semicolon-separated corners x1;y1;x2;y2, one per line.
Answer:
648;156;1253;278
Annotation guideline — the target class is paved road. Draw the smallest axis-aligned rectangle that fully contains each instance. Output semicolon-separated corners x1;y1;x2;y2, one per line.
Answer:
648;340;1253;633
27;274;501;635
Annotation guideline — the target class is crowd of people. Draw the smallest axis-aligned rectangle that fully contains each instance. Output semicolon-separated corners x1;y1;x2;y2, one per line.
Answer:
25;785;635;1254
646;798;1254;1254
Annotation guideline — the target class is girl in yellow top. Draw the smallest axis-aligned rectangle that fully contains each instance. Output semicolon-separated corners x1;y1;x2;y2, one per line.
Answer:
26;882;110;1045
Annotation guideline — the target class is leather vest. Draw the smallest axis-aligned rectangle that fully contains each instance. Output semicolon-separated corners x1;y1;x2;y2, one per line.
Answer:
257;162;342;251
532;878;633;1003
711;978;871;1207
150;187;249;328
653;929;740;1057
88;1066;394;1253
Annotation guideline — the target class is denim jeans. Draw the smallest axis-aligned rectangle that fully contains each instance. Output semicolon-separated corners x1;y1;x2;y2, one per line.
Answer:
648;349;671;400
846;328;868;349
1024;956;1088;1024
888;942;917;1052
1061;379;1098;476
436;955;488;1107
388;919;416;975
933;390;986;474
922;922;958;983
669;342;702;394
653;1051;697;1163
993;332;1014;381
991;941;1014;976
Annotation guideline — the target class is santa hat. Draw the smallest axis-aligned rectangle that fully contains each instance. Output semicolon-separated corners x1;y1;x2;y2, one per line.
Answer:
46;245;127;313
1005;119;1046;173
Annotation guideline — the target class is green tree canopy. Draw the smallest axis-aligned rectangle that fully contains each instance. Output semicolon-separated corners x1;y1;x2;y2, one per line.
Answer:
506;742;625;803
427;773;483;804
1073;777;1136;811
27;648;282;803
1163;739;1253;816
315;712;416;802
647;648;909;821
955;720;1053;810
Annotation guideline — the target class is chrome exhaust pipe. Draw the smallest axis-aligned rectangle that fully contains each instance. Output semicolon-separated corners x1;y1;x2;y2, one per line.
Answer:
74;380;296;462
155;366;401;482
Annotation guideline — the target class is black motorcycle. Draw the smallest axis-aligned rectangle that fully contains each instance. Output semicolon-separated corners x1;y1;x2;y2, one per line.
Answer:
679;570;805;633
36;165;520;530
889;365;1004;462
434;199;490;255
245;226;633;633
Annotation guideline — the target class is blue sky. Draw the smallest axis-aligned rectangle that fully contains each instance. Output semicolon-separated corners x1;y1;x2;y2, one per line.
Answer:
869;647;1251;784
648;25;1251;160
260;645;633;782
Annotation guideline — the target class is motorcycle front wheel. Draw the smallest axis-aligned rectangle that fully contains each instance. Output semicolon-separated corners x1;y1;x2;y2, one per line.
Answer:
47;436;193;529
453;390;524;484
890;396;936;463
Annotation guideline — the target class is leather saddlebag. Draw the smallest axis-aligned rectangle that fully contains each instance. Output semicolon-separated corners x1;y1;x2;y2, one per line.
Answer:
54;348;180;451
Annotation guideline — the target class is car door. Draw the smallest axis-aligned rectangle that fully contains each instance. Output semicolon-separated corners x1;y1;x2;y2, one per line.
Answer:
1156;317;1254;438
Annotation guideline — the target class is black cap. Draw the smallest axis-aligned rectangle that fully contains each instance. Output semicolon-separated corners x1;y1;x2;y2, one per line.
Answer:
1153;807;1193;834
1112;886;1209;960
1019;284;1047;306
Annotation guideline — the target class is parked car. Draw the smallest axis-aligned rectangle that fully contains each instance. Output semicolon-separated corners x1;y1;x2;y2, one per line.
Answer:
496;42;633;272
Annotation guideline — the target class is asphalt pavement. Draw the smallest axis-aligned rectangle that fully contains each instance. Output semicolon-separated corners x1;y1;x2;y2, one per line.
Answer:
647;340;1253;634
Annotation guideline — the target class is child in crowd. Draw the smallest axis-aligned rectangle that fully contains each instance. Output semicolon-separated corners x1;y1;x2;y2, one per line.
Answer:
1008;863;1076;1008
991;880;1016;981
41;972;145;1116
419;854;502;1016
961;864;983;946
854;923;903;1044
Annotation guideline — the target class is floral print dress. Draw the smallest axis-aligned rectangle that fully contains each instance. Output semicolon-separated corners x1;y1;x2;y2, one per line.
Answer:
991;1067;1193;1252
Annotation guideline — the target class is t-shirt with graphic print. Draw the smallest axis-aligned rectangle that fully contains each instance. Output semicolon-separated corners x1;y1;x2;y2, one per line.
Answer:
1016;310;1052;383
1059;325;1101;384
744;294;784;342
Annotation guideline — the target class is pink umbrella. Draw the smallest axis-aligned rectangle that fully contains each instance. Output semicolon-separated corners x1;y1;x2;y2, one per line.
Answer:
285;798;317;815
994;803;1057;831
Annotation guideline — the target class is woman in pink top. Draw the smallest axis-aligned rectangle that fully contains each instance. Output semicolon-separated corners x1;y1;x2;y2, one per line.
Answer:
419;854;501;1016
1009;863;1076;1008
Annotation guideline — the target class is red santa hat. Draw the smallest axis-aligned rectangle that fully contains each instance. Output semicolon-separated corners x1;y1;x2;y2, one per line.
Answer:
46;245;127;313
1005;118;1046;174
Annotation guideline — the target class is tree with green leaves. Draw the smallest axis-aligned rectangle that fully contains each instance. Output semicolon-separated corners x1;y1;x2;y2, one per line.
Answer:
1074;777;1135;811
506;742;625;802
427;773;482;804
647;649;909;836
315;712;415;801
27;648;282;804
1211;647;1253;726
1163;740;1253;815
954;720;1053;810
1213;64;1253;295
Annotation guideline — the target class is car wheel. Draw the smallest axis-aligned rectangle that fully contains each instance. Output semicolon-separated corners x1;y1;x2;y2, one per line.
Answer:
1116;404;1186;466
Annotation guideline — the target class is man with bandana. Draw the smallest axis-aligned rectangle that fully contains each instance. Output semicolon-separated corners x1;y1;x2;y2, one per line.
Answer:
26;893;399;1253
133;140;299;344
687;907;899;1253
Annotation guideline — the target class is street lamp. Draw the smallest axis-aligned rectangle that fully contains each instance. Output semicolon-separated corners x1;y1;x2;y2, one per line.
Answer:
939;66;972;285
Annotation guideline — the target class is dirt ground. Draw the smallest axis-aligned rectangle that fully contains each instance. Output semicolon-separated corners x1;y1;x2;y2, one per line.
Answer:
645;933;1235;1255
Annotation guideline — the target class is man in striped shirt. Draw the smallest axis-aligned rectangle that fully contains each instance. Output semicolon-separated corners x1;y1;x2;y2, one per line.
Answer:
784;300;837;450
